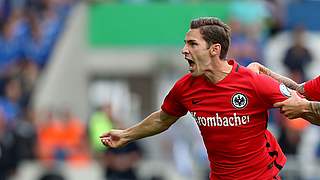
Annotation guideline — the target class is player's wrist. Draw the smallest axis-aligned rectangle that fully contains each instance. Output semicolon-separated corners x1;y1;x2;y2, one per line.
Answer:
302;101;312;113
122;129;134;143
297;83;305;95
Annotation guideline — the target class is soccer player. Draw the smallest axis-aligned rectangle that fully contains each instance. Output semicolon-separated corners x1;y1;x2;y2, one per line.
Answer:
247;62;320;124
100;17;290;180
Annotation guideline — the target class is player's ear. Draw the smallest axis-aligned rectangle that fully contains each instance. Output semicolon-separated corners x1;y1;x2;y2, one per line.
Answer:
209;43;220;57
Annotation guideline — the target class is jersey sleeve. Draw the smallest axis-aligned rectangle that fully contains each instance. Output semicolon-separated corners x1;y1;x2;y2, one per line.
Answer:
161;81;188;117
304;76;320;101
253;74;290;108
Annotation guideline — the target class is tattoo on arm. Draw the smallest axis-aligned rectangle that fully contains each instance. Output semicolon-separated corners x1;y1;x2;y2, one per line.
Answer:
309;101;320;118
263;66;304;93
302;101;320;126
270;71;299;90
302;113;320;126
296;83;305;95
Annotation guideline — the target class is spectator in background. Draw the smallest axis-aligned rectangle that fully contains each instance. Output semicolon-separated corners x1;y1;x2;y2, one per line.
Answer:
277;111;308;156
228;18;260;66
18;59;39;109
23;11;52;69
104;140;142;180
0;0;11;22
0;108;19;180
60;108;90;167
88;103;115;155
88;103;142;180
0;77;22;128
283;25;312;83
37;110;63;165
0;17;23;73
26;0;45;13
37;108;89;167
265;0;285;37
14;108;37;161
9;8;29;42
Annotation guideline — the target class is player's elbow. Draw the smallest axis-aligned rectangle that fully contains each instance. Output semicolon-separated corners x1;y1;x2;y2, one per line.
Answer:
163;121;173;131
156;119;173;132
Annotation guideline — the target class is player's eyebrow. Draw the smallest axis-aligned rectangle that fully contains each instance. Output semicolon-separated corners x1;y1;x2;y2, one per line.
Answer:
184;39;197;44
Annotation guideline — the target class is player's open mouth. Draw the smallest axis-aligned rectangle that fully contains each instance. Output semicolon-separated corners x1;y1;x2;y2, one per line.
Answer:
186;58;195;66
186;58;195;71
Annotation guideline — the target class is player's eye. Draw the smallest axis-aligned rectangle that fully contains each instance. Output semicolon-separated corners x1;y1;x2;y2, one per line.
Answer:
190;42;197;47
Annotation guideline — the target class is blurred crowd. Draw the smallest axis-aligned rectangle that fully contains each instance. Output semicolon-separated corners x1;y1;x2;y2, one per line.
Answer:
0;0;77;179
0;0;144;179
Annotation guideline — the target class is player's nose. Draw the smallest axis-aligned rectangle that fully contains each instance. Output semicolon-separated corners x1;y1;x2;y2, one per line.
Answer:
181;44;189;55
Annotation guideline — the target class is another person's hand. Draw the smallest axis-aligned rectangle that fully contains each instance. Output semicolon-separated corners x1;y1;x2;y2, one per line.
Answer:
100;129;129;148
274;91;309;119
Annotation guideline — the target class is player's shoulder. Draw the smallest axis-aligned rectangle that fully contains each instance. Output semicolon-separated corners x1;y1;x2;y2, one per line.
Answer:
237;64;257;79
237;63;276;86
173;73;203;92
175;73;193;86
168;73;193;95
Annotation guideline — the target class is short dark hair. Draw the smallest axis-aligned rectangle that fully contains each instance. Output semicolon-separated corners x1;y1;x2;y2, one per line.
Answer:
190;17;231;59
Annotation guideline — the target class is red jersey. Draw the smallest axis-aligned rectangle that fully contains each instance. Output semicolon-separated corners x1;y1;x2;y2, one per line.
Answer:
304;76;320;101
161;60;288;180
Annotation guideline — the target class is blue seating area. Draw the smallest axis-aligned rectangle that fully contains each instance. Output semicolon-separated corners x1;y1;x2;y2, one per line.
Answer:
0;2;76;179
0;0;74;71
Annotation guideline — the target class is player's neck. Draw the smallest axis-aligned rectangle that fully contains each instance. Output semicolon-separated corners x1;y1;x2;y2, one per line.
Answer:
204;59;232;84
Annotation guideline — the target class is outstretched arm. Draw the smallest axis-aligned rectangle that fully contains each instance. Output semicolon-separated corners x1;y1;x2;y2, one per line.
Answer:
247;62;305;94
100;110;179;148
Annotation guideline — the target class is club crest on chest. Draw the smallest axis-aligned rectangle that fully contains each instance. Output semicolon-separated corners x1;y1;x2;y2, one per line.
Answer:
231;93;248;109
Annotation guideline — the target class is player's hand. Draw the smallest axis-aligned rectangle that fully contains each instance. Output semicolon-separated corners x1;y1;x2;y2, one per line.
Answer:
273;91;309;119
247;62;262;74
100;129;129;148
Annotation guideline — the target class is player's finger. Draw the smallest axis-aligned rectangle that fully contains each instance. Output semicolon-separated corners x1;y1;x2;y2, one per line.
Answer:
100;132;111;138
101;138;111;147
101;138;108;146
290;90;298;97
273;102;284;108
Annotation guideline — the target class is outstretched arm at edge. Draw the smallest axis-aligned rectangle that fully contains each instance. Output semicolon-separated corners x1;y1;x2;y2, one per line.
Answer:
100;110;179;148
274;91;320;126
